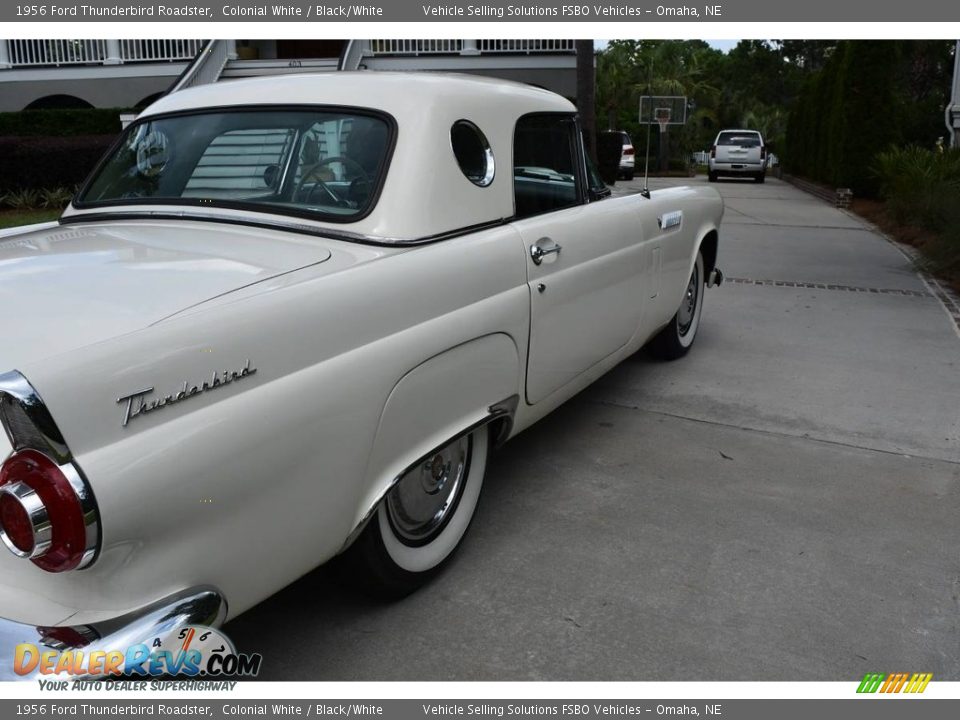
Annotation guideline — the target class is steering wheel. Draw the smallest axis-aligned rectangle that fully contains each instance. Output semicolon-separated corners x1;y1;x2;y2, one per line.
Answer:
296;156;372;208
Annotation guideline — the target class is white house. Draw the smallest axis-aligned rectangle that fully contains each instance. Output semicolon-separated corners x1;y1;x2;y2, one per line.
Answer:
0;39;578;113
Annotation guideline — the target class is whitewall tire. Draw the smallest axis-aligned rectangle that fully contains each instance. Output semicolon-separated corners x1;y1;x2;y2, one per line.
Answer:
347;427;489;599
649;250;705;360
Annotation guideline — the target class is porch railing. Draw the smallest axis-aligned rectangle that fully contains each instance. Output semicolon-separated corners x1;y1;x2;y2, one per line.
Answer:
368;39;575;56
0;39;205;68
119;40;205;63
5;39;107;67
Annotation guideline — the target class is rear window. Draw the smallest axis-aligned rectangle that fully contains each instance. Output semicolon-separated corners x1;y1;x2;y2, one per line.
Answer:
717;132;762;148
78;108;393;223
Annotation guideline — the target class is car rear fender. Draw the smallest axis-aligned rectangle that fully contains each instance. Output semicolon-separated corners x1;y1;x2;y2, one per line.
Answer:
346;333;522;549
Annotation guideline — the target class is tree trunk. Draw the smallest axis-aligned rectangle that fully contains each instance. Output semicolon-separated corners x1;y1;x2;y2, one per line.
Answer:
576;40;597;165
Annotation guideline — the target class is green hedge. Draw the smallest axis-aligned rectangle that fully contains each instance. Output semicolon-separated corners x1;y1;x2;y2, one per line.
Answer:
785;40;952;197
0;135;116;193
0;108;124;137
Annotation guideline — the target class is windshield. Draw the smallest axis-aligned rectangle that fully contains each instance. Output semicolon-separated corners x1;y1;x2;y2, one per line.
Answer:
78;108;392;222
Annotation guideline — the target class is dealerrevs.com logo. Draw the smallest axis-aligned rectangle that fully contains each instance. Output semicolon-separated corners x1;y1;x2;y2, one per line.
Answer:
14;625;262;679
857;672;933;694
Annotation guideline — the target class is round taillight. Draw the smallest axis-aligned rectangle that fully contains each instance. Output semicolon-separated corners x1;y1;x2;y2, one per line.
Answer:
37;625;99;650
0;450;89;572
0;482;53;557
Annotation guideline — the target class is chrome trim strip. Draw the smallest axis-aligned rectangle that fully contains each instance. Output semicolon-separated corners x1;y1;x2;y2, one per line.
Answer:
0;371;101;569
0;586;227;681
0;370;70;464
58;459;100;569
58;210;508;248
339;394;519;553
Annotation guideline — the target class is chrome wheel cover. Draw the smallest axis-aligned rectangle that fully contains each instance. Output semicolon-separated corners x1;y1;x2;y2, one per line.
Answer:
386;434;471;546
677;262;700;337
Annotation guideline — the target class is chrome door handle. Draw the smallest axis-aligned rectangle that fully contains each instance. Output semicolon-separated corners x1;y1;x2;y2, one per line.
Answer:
530;237;562;265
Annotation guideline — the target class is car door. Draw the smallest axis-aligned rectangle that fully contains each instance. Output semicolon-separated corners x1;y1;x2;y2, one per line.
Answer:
510;114;652;405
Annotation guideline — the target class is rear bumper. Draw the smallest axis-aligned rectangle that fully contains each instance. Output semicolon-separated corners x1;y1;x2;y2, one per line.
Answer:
709;160;765;175
0;586;226;681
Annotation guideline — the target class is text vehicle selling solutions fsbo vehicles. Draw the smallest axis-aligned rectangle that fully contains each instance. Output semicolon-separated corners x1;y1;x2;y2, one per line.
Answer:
0;73;724;676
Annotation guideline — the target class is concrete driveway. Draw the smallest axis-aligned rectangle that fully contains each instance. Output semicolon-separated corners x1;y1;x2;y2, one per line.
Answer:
228;176;960;681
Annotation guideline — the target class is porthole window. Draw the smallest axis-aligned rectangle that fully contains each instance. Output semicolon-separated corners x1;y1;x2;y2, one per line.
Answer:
451;120;495;187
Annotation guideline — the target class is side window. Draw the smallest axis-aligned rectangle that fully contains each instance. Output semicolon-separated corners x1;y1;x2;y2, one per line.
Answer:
451;120;494;187
513;114;581;219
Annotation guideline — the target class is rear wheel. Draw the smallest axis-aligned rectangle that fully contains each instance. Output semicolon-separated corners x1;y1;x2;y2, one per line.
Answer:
649;251;705;360
345;428;489;599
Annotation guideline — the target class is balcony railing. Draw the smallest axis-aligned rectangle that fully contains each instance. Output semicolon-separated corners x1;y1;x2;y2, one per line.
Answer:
0;39;205;68
368;40;464;55
119;40;205;63
368;39;574;56
6;39;108;67
477;39;576;53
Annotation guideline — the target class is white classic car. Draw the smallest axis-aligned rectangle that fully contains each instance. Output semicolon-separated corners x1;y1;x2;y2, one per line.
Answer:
0;73;722;676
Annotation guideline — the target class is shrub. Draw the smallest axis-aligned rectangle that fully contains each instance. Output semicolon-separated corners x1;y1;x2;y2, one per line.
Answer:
3;188;42;210
0;108;123;137
873;145;960;280
872;146;960;228
0;135;116;194
40;186;77;209
920;210;960;280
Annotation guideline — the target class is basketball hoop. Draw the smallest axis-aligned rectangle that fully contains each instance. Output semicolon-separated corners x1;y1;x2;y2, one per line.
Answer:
655;108;672;134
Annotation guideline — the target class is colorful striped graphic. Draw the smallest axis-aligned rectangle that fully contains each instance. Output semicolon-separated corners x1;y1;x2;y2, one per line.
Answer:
857;672;932;694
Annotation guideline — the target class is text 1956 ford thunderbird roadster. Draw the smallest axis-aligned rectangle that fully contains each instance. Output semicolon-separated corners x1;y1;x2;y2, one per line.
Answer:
0;72;723;677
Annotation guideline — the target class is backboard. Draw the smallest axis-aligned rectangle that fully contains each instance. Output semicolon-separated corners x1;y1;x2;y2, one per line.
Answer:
639;96;688;126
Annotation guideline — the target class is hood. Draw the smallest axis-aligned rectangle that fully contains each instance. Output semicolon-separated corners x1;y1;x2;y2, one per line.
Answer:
0;220;331;368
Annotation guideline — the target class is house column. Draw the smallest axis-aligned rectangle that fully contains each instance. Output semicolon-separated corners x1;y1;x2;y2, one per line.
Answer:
0;40;11;69
226;40;238;60
104;39;122;65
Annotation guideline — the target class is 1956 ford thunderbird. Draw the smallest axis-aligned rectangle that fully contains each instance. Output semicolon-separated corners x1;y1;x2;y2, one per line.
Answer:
0;73;723;675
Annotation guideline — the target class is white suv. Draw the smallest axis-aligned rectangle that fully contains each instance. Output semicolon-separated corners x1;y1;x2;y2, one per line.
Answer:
708;129;767;183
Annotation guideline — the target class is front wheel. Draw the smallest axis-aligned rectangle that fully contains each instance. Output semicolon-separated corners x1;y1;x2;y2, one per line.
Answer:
708;171;718;182
345;428;489;599
648;251;705;360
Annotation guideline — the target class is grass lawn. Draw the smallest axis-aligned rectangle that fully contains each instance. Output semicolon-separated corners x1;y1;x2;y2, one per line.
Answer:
0;208;61;229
